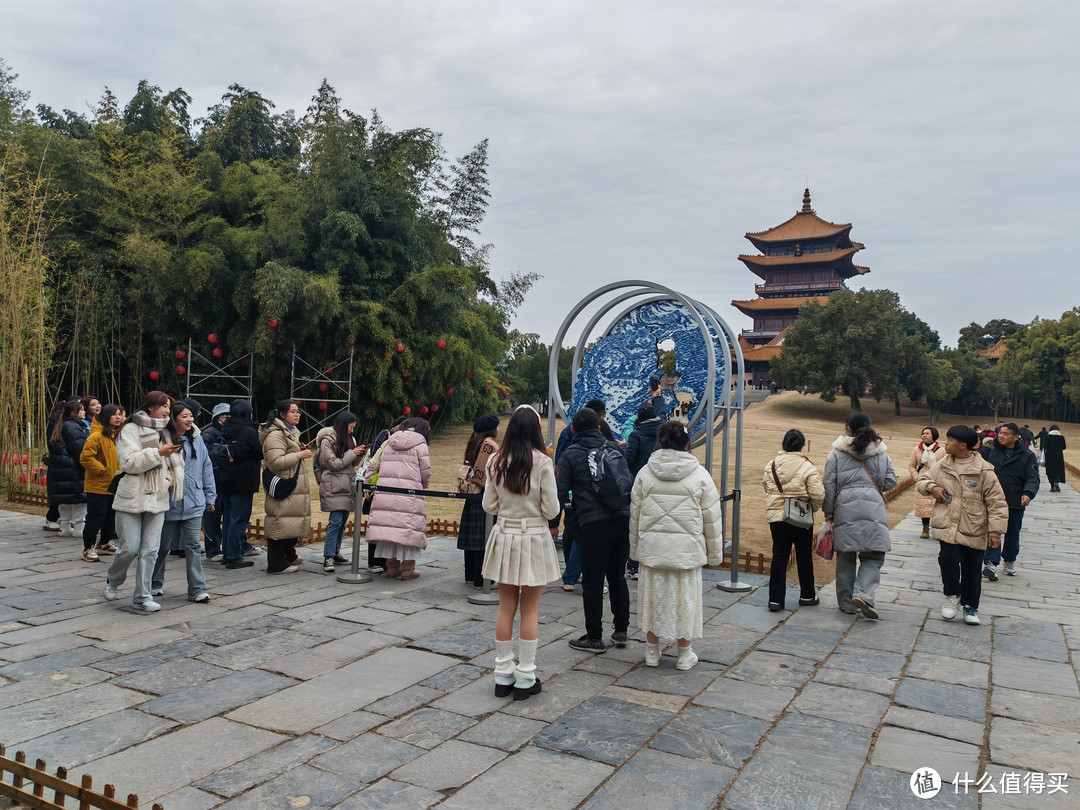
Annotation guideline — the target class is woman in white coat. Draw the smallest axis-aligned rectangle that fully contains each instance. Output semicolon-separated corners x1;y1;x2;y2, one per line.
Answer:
104;391;182;612
630;421;723;671
482;405;561;701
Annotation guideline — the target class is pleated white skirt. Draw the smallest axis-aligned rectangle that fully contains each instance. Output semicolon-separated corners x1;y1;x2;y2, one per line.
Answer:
482;517;560;587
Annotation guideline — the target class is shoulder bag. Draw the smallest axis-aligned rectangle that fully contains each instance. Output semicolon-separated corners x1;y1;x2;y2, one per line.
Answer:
263;461;302;499
771;461;814;528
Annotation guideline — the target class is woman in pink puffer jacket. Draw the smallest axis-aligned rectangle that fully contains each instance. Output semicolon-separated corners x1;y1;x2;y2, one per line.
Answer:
364;418;431;579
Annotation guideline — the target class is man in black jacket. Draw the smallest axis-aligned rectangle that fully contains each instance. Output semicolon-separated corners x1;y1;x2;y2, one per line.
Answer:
557;407;631;652
200;403;231;560
981;423;1039;580
217;400;263;569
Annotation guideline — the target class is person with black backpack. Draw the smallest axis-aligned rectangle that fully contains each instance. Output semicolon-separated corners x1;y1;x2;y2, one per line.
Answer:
200;403;230;560
557;406;633;652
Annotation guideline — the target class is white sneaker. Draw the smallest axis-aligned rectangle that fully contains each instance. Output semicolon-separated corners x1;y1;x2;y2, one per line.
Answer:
963;607;980;626
134;600;161;613
644;647;661;667
1003;561;1016;576
187;592;210;603
150;588;164;597
43;521;61;531
57;523;71;537
941;595;960;621
676;650;699;671
103;583;118;601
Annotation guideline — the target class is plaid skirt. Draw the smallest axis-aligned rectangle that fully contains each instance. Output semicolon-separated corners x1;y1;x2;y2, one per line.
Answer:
482;516;560;587
456;498;488;551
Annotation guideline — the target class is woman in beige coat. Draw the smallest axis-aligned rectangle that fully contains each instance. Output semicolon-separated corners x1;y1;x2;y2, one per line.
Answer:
909;426;945;538
483;405;561;701
259;400;312;574
763;428;826;612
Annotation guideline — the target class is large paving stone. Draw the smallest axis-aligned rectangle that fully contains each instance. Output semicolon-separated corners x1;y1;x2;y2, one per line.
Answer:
260;630;395;679
849;764;978;810
197;628;329;670
0;682;149;746
436;745;612;810
458;712;548;752
498;669;615;722
870;726;982;778
112;657;233;695
366;685;443;718
335;778;443;809
843;621;921;655
915;629;992;663
390;738;506;790
371;608;476;641
583;747;733;809
93;638;212;674
726;650;818;689
8;708;178;771
789;680;891;728
211;763;361;809
694;675;796;720
69;717;287;803
0;645;112;680
990;686;1080;730
195;735;340;797
815;665;898;696
0;666;110;708
612;656;723;696
0;631;98;662
978;764;1078;810
310;731;425;783
533;695;672;766
419;662;485;691
650;706;769;768
723;740;863;809
140;668;297;722
905;651;989;688
991;653;1079;697
408;626;494;658
315;710;388;741
376;707;477;749
994;631;1070;662
151;785;220;810
894;677;987;722
883;706;985;743
757;625;845;660
227;646;454;733
990;716;1080;774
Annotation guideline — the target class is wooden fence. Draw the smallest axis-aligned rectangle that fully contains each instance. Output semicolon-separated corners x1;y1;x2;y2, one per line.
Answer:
0;744;162;810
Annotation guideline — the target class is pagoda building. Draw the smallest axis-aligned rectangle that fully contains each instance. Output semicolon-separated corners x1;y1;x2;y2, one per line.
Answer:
732;189;870;386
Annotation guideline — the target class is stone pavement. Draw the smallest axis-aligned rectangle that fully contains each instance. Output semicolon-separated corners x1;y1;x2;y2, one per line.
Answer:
1;485;1079;809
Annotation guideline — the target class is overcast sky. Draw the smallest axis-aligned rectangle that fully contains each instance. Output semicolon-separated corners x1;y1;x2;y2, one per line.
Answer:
3;0;1076;350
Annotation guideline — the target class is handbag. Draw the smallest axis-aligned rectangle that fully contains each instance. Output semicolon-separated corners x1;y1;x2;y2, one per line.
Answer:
263;462;301;499
815;520;834;559
106;471;125;495
770;461;814;528
457;440;496;495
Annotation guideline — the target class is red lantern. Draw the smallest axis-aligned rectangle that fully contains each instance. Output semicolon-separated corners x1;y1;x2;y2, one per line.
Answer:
39;475;47;486
414;400;421;406
208;333;218;344
175;349;186;360
430;404;438;412
402;406;411;415
22;454;28;464
318;401;328;411
466;370;473;378
149;370;160;381
504;390;510;398
267;317;278;328
420;406;429;414
395;342;404;353
18;473;27;484
436;340;446;349
212;347;224;358
446;388;454;395
376;399;384;404
176;365;186;375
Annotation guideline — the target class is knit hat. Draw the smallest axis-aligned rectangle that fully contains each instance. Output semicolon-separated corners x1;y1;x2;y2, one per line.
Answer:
473;414;499;433
637;403;656;420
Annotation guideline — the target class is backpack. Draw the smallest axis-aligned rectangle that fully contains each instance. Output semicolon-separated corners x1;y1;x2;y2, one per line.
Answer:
457;439;496;495
587;444;633;511
207;438;236;476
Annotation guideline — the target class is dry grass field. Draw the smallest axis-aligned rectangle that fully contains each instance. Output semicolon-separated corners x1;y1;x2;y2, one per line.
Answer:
6;393;1076;586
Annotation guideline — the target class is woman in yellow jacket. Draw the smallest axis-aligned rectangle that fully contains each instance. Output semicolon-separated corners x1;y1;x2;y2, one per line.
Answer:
762;429;826;612
79;404;125;562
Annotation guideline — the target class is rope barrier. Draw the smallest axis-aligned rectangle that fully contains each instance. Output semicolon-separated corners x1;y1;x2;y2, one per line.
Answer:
361;483;482;501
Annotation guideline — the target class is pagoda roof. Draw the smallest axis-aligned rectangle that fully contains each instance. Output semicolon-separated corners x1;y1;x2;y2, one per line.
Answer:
976;336;1008;361
731;295;830;314
738;328;790;362
744;189;854;250
738;246;869;279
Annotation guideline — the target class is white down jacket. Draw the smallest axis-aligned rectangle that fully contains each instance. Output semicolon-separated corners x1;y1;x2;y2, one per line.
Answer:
629;449;723;570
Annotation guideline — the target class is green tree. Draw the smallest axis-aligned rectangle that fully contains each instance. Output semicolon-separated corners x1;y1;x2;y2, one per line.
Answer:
957;318;1020;352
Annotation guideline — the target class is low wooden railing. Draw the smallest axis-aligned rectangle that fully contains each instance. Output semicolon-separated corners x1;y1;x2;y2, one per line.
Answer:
0;744;162;810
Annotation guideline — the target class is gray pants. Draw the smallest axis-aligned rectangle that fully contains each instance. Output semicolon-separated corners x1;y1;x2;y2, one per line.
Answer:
153;516;207;597
835;550;886;611
108;511;165;606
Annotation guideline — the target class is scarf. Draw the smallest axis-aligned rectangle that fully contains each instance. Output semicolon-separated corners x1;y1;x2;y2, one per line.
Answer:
130;411;184;501
918;442;939;471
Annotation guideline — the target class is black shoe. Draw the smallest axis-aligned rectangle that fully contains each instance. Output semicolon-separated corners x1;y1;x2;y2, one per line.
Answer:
513;678;542;701
611;631;628;648
333;555;350;565
982;564;999;582
768;602;783;612
798;596;820;607
223;558;254;569
569;635;607;652
494;682;514;698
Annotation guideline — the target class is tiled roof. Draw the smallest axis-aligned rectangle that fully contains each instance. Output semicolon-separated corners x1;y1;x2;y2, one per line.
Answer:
731;296;830;312
976;337;1007;360
745;211;852;242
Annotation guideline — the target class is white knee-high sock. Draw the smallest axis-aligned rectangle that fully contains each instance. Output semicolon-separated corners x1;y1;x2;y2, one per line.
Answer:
494;639;516;684
516;637;537;686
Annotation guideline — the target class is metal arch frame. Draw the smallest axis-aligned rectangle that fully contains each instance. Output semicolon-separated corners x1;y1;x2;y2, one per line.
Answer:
546;281;750;590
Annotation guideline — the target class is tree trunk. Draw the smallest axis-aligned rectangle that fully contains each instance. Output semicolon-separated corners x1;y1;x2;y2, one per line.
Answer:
894;394;902;416
849;392;861;411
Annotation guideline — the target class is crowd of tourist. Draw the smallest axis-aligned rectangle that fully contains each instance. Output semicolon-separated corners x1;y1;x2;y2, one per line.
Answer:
38;386;1069;701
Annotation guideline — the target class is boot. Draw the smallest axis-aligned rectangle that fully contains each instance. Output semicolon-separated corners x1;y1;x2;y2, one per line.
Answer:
399;559;420;580
920;526;929;539
494;639;516;698
514;638;541;700
385;559;400;578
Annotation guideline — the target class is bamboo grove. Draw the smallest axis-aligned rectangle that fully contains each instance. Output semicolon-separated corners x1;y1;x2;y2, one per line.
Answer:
1;60;536;471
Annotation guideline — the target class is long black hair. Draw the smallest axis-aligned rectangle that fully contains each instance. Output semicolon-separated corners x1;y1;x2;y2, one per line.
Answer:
96;404;124;441
847;412;882;455
332;411;358;457
263;399;298;429
465;419;499;465
168;403;197;457
50;398;83;444
491;407;546;495
657;421;690;451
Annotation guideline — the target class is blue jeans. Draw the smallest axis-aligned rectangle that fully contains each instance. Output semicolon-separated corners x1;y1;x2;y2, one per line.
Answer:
154;516;207;597
202;503;222;557
220;492;253;560
108;511;165;605
562;532;582;586
324;510;348;558
984;507;1023;566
